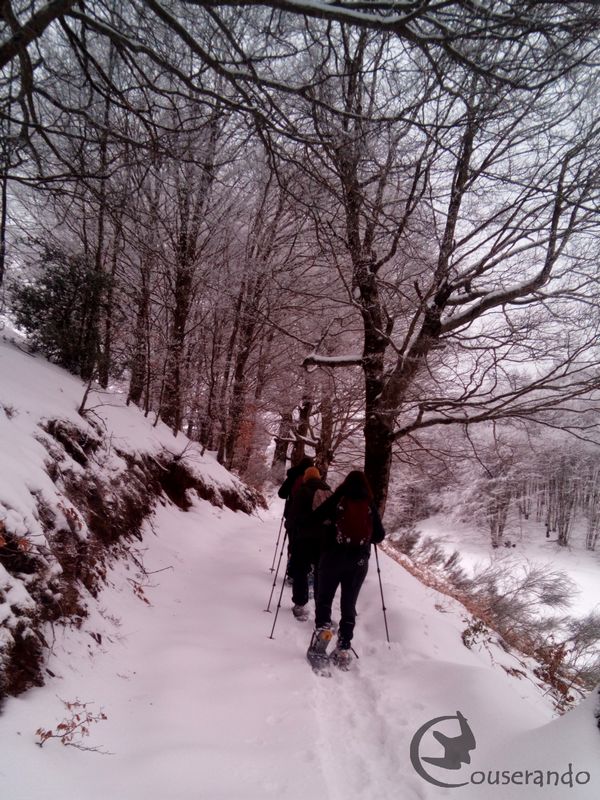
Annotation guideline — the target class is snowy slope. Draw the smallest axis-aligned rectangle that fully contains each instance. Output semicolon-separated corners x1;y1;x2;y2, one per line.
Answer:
416;513;600;620
0;326;254;534
0;326;599;800
0;324;258;696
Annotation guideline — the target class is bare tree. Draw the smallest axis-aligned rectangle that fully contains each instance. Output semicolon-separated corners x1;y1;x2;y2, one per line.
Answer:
2;0;600;508
294;29;600;510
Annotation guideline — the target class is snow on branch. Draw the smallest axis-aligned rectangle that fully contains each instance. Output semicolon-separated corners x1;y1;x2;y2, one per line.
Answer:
303;352;363;371
196;1;599;89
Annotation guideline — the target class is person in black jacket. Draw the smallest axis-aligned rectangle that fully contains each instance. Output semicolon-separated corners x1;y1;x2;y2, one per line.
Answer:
286;466;332;621
277;456;314;525
277;456;314;583
308;470;385;668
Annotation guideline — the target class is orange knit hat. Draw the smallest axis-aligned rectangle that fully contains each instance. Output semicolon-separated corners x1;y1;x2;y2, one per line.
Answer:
303;466;321;482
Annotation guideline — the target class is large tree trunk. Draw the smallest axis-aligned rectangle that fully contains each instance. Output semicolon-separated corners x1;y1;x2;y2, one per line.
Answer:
160;260;193;433
224;308;256;470
314;393;334;480
216;277;246;463
290;396;313;466
364;413;394;513
0;61;13;290
356;254;389;510
0;163;7;290
238;329;272;476
161;107;220;434
272;410;293;480
98;220;121;389
127;274;150;406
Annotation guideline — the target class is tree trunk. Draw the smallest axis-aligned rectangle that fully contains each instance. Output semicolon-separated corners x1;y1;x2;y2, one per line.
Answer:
224;303;257;470
315;393;334;480
0;61;13;290
350;249;390;510
161;260;193;433
364;411;394;513
272;411;293;480
0;164;7;290
216;277;246;463
290;397;313;466
98;221;121;389
239;329;272;475
127;276;149;406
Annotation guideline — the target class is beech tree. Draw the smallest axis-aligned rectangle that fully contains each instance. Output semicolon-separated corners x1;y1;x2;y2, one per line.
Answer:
294;28;600;510
2;0;600;511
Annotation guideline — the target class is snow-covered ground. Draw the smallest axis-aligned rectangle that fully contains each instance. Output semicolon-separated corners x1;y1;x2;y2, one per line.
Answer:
1;497;598;800
1;324;599;799
416;513;600;619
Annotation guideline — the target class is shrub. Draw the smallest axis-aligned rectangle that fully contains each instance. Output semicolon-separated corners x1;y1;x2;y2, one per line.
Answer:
12;245;109;379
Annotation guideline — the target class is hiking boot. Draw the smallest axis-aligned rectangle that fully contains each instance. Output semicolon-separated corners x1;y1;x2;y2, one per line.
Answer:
308;625;333;655
307;625;333;674
292;604;309;622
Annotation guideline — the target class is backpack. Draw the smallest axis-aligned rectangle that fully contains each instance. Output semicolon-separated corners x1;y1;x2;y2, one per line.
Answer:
284;473;306;520
312;487;331;511
335;497;373;546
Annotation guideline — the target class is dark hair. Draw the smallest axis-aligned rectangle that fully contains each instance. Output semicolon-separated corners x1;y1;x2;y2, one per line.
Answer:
296;456;314;471
338;470;373;501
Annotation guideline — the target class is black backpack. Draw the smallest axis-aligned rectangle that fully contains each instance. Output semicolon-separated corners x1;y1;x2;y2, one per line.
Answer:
335;497;373;546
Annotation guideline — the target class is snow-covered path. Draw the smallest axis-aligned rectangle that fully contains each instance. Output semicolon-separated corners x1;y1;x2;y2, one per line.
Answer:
1;497;598;800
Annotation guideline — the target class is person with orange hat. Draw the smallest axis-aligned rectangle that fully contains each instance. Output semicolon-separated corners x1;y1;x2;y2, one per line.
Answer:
277;455;314;584
286;466;332;621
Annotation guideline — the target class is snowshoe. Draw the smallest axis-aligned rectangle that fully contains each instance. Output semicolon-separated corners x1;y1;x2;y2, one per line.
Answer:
292;604;309;622
307;626;333;676
331;645;353;671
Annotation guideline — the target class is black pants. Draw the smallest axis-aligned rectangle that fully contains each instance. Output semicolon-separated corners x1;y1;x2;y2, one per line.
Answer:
315;548;369;643
289;536;319;606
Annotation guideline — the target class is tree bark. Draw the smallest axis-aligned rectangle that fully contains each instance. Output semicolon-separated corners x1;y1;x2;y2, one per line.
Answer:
224;304;256;470
272;410;293;480
160;257;193;433
127;271;150;406
315;393;334;480
290;396;313;466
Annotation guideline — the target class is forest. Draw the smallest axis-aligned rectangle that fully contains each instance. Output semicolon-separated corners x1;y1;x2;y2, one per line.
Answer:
2;0;600;523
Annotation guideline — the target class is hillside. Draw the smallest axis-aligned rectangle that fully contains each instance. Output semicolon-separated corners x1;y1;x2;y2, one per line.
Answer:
0;326;259;696
0;327;598;800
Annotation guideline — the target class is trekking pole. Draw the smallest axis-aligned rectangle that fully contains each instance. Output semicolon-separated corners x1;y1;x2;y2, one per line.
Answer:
374;544;390;643
268;565;288;639
269;515;284;572
265;530;288;613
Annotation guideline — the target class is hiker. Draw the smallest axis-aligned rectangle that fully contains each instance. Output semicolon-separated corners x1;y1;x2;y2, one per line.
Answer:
286;466;332;621
307;470;385;669
277;456;314;583
277;455;314;526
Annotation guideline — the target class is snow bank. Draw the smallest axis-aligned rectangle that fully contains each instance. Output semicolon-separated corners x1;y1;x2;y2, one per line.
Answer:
0;328;261;697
